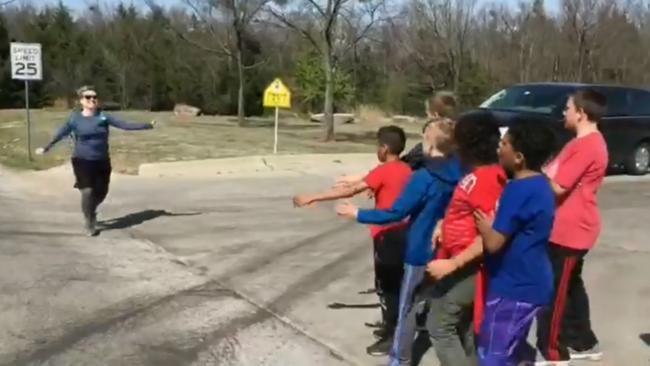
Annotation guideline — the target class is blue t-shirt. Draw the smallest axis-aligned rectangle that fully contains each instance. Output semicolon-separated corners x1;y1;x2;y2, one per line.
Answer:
486;174;555;305
45;111;153;161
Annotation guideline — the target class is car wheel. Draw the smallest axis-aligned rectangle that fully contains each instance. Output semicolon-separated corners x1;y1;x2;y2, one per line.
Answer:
626;142;650;175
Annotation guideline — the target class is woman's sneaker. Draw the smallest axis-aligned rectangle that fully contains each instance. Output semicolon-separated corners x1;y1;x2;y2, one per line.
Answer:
84;217;99;237
569;344;603;361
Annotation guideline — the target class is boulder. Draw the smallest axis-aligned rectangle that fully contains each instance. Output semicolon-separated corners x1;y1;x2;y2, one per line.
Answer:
310;113;356;125
392;115;418;124
174;103;201;117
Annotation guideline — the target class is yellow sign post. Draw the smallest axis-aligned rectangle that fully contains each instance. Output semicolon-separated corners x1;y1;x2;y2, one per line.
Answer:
263;78;291;154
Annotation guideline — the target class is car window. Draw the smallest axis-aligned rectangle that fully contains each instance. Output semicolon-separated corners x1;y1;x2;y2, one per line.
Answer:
480;85;575;115
628;90;650;116
597;87;630;117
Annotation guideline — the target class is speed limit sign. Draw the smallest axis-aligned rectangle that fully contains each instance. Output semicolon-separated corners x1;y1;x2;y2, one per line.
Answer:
11;42;42;161
10;43;42;80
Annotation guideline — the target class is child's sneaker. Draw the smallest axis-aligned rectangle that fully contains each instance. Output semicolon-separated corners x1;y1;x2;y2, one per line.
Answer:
372;326;391;339
569;344;603;361
366;336;392;356
522;351;570;366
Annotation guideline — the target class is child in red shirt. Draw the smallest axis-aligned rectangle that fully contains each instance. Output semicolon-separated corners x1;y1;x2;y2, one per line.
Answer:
424;111;505;366
536;89;609;364
293;126;412;356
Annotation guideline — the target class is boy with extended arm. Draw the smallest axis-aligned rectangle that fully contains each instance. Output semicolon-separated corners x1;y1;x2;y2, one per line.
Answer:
336;119;462;366
293;126;412;355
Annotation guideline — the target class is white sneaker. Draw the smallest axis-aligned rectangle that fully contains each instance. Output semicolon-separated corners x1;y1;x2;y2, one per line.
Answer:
521;351;570;366
569;344;603;361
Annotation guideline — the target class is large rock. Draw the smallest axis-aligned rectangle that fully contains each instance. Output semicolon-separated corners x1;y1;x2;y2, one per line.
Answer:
174;103;201;117
310;113;356;125
392;115;418;124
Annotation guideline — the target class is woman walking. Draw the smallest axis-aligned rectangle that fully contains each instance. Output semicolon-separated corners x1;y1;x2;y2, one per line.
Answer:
36;86;155;236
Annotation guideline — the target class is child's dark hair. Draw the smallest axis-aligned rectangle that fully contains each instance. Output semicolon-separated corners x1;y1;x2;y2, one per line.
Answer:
572;88;607;123
507;119;557;171
377;125;406;155
454;111;500;167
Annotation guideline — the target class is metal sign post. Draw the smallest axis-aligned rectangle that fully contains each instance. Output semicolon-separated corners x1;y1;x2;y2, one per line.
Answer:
263;78;291;154
25;80;31;160
274;106;279;154
10;42;42;161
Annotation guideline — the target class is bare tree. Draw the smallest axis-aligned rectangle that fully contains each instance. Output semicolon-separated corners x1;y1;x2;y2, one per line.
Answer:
266;0;385;141
149;0;270;125
405;0;477;94
561;0;602;81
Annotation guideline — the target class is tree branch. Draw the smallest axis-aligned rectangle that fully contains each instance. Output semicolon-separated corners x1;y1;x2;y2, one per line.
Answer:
170;25;234;57
305;0;327;18
267;6;323;52
243;57;268;70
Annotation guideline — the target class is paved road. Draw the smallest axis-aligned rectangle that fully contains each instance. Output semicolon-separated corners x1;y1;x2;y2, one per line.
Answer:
0;168;649;366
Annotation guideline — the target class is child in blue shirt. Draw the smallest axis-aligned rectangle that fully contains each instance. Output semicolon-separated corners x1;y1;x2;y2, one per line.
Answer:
337;119;463;366
474;120;557;366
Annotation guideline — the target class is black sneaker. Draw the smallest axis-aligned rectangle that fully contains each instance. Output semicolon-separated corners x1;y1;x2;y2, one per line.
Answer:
372;326;392;339
366;337;393;357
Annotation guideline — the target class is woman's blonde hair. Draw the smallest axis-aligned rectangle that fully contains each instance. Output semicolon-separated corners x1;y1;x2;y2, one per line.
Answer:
76;85;96;98
424;117;456;156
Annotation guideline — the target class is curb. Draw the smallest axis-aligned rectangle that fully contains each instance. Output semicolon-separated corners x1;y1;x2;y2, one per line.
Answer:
138;154;378;179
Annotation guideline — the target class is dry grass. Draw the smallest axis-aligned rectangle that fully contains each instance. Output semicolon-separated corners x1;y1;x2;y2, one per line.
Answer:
0;109;422;174
355;104;389;125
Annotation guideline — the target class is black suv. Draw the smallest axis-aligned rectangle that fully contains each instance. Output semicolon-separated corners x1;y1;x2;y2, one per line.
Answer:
474;82;650;175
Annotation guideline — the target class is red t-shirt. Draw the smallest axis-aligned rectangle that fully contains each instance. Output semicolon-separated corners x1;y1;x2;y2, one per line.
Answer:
439;165;506;334
364;160;412;238
545;132;608;250
439;165;507;258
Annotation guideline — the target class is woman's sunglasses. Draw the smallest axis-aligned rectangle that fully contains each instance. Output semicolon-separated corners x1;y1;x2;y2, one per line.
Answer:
83;95;98;100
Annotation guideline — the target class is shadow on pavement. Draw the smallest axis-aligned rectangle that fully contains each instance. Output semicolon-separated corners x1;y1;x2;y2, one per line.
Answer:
640;333;650;346
99;209;202;231
358;288;376;295
327;302;380;309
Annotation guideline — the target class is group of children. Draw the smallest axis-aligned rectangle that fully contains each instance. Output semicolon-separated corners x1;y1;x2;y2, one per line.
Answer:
293;89;608;366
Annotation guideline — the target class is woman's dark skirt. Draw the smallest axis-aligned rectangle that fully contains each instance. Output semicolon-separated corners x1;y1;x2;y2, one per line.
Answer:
71;158;112;191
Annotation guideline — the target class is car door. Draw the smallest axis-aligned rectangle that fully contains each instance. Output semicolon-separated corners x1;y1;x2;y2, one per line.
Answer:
593;87;633;166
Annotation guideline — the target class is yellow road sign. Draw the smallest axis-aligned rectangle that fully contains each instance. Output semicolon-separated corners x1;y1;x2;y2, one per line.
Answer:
263;78;291;109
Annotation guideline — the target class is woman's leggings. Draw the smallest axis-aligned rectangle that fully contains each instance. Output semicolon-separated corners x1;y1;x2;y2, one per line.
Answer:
80;185;109;221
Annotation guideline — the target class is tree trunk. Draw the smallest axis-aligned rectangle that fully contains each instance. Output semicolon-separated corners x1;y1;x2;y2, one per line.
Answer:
236;47;245;127
121;69;128;109
236;27;246;127
322;48;335;142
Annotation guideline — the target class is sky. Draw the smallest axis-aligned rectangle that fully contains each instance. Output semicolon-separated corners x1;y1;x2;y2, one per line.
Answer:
59;0;562;14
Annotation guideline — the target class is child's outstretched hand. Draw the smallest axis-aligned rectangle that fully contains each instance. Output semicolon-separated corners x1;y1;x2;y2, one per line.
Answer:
336;200;359;219
474;209;494;235
293;194;314;208
427;259;458;280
